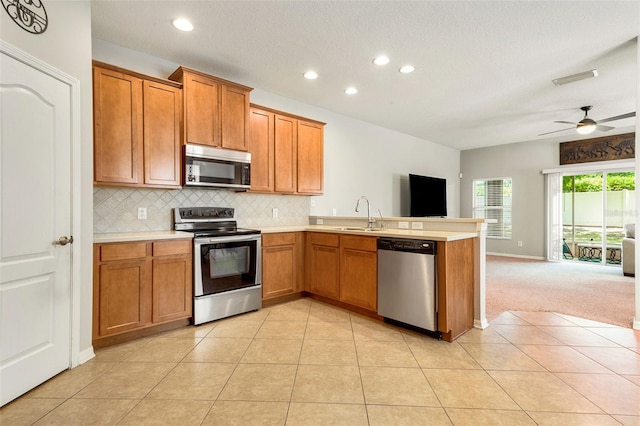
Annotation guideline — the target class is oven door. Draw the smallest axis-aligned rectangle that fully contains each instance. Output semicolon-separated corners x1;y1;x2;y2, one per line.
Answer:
194;234;261;297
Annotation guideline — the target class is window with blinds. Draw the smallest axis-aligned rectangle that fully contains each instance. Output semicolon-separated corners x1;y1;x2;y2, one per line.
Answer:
473;178;512;239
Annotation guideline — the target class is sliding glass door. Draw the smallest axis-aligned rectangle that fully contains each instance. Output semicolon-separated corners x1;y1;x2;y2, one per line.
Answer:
562;171;634;265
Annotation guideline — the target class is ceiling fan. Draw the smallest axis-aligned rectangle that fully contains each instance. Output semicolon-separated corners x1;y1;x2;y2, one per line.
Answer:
539;105;636;136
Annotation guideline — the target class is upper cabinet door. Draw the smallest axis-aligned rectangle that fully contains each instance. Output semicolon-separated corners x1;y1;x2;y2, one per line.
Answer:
297;120;324;194
183;73;220;147
221;85;251;151
93;66;143;185
248;107;275;192
274;114;297;193
143;81;182;187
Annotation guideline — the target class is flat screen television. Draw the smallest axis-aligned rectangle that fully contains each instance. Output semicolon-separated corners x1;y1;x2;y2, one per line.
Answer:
409;174;447;217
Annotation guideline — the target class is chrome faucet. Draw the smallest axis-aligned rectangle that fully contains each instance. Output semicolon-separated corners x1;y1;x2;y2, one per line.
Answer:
355;196;376;228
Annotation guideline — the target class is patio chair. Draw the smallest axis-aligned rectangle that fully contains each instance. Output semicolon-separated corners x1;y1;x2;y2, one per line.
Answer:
562;239;573;259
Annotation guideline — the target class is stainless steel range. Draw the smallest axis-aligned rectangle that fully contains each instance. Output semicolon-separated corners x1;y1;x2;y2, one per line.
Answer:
174;207;261;325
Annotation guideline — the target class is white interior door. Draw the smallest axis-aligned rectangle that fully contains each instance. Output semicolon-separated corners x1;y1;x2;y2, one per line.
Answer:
0;47;73;406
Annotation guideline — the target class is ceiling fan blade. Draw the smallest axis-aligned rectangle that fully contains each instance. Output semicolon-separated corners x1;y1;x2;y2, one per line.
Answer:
597;112;636;123
538;127;574;136
595;124;615;132
554;120;577;125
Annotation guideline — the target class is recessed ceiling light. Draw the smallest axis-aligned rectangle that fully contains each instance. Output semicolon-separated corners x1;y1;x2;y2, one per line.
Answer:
373;56;390;66
172;18;194;32
399;65;415;74
345;87;358;95
303;71;318;80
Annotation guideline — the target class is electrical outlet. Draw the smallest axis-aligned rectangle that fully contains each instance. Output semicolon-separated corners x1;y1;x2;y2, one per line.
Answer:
517;241;523;247
411;222;424;230
332;208;337;216
310;199;316;207
137;207;147;220
272;208;278;218
398;221;409;229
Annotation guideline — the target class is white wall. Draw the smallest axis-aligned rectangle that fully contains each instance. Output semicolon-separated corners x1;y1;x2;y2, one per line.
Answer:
461;139;559;258
1;2;94;357
92;39;462;219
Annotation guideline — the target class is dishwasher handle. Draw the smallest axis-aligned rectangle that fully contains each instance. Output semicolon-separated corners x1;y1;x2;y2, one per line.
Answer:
377;238;436;255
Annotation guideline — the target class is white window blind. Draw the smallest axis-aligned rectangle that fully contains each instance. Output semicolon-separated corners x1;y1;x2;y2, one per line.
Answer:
473;178;512;239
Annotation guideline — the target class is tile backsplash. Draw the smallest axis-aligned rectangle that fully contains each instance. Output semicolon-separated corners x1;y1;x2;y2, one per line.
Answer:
94;187;311;233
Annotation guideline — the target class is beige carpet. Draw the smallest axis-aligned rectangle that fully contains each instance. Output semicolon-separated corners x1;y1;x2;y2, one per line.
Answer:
485;255;636;328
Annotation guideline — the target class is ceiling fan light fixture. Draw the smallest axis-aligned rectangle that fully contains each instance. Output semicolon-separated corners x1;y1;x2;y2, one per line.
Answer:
552;69;598;86
576;118;597;135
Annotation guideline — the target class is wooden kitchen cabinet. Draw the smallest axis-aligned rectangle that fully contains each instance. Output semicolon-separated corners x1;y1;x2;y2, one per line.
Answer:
297;119;324;195
262;232;304;300
93;65;143;185
248;107;275;191
339;235;377;311
143;80;182;187
305;233;340;299
274;114;297;193
93;238;192;347
169;66;252;151
437;238;475;342
248;104;325;194
93;62;182;188
151;240;192;323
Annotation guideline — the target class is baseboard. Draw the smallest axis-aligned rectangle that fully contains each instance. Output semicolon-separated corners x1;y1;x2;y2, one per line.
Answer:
474;318;489;329
78;347;95;365
486;252;545;260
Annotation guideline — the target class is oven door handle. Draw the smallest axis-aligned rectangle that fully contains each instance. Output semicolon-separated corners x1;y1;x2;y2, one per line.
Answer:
195;234;261;245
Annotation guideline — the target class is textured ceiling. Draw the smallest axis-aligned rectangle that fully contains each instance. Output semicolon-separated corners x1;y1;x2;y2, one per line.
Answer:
91;1;639;151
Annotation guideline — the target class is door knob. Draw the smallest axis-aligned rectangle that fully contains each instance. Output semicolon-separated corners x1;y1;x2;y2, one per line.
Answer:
54;236;74;246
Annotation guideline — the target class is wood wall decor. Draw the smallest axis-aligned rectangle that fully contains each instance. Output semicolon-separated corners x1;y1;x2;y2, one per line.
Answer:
559;132;635;165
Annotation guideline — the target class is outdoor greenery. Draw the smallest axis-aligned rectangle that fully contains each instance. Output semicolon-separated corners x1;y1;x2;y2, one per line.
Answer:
563;172;635;192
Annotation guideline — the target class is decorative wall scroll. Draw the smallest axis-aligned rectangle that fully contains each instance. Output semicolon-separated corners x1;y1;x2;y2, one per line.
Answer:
2;0;48;34
559;132;635;165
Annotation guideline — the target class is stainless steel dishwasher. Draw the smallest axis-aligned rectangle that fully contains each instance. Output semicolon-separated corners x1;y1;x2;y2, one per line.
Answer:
377;237;438;334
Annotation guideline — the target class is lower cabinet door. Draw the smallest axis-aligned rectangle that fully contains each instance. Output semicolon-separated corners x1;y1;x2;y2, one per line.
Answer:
339;247;377;311
97;260;149;336
307;244;340;299
152;256;192;323
262;244;296;299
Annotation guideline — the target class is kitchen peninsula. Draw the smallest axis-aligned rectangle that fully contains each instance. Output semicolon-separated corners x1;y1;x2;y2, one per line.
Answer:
260;216;488;342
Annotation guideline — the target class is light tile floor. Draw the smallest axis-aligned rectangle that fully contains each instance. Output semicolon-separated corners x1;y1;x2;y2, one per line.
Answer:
2;298;640;425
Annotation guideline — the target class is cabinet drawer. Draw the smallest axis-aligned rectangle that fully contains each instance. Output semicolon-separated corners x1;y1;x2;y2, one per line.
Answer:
308;232;339;247
341;235;377;252
152;239;192;257
100;243;147;261
263;232;297;247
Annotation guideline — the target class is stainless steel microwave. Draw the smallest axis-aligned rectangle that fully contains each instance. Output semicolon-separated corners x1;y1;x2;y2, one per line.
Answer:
184;144;251;190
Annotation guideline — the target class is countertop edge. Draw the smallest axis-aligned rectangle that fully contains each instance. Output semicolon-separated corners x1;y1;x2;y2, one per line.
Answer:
95;226;478;243
94;231;193;244
260;225;477;241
